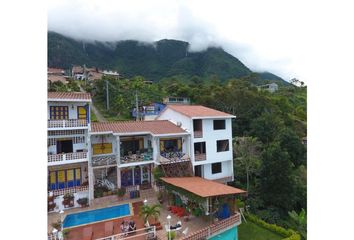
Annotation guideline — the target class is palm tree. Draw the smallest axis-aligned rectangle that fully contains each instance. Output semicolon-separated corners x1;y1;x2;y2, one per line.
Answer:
139;204;161;225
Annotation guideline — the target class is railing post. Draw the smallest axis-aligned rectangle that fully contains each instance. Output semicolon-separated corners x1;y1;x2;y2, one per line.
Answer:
63;154;66;162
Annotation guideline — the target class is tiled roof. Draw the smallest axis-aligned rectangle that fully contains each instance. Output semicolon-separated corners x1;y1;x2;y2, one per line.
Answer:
160;177;246;197
91;120;187;135
48;92;92;101
163;105;234;118
48;68;65;74
48;75;68;84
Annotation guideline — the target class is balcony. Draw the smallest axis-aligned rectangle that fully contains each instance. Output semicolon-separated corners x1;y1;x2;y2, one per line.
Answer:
48;152;88;166
160;151;191;163
92;154;117;167
195;153;206;161
48;119;88;129
120;148;153;165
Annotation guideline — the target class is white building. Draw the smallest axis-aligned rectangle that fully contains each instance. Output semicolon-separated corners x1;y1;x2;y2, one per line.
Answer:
48;93;236;211
156;105;236;183
257;83;278;93
47;92;92;211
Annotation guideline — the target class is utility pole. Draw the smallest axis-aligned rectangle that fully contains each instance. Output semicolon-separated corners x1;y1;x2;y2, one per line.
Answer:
106;80;109;110
135;90;139;121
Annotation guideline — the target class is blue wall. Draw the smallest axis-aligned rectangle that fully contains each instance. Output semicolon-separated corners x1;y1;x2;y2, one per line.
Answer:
208;226;238;240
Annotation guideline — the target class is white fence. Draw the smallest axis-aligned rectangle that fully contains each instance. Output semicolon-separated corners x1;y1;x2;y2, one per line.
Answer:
48;152;88;164
48;119;88;128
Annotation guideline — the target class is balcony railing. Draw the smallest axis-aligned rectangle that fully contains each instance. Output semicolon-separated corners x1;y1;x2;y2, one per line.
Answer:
194;130;203;138
195;153;206;161
160;151;190;163
48;119;88;129
120;148;153;164
48;185;89;197
48;152;88;165
181;213;241;240
92;154;117;167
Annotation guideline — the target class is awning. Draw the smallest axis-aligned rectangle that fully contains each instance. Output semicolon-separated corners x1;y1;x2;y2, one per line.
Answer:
160;177;246;198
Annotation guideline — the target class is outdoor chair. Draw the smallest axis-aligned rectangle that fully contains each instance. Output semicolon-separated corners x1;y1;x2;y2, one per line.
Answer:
182;227;189;236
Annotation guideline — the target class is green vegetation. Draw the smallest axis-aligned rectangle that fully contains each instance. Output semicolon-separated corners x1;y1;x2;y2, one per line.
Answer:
48;31;288;84
139;204;161;224
48;79;80;92
238;221;283;240
90;109;98;122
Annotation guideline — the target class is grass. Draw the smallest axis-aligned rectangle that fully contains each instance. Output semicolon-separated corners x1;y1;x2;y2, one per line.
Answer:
238;221;283;240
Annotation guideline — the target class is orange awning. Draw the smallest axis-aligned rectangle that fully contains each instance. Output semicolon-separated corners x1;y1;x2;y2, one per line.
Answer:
160;177;246;198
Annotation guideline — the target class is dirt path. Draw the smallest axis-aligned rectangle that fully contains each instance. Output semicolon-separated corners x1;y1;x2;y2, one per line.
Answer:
79;85;107;122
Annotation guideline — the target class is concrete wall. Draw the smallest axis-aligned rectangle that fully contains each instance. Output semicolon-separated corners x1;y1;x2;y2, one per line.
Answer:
202;160;233;180
157;108;192;132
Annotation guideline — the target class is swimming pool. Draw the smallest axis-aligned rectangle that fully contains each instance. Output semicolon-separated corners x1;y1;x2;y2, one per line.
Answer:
63;203;132;228
209;226;238;240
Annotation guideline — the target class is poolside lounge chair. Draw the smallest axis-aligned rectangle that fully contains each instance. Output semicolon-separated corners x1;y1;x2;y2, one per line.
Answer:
104;221;114;236
82;227;93;240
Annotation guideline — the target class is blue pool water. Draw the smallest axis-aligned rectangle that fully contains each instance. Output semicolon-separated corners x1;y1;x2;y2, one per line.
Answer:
63;203;131;228
209;226;238;240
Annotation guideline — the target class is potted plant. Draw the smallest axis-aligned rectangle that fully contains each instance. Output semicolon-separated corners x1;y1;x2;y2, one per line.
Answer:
62;229;70;240
117;188;126;199
62;193;74;208
77;197;88;207
139;204;161;225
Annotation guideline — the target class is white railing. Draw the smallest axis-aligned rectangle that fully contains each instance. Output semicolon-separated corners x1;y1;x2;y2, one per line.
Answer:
95;226;156;240
195;153;206;161
48;152;88;164
48;119;88;129
49;185;89;197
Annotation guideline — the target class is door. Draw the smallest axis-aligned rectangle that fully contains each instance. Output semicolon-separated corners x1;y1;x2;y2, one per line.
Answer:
57;139;73;154
194;165;202;177
49;171;57;190
133;166;141;185
50;106;69;120
67;169;74;188
58;170;66;189
77;106;87;120
75;168;81;186
121;169;133;187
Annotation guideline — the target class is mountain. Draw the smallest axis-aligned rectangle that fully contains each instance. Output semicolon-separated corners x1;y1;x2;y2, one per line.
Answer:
48;31;287;83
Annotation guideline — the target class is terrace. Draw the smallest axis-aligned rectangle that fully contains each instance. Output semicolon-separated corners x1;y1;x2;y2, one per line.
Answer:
48;152;88;166
120;148;153;164
48;119;88;129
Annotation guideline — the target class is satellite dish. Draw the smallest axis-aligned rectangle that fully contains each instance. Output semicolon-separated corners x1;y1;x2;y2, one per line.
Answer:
177;121;182;127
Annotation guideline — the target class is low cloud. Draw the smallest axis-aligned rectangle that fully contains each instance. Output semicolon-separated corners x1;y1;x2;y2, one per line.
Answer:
48;0;311;82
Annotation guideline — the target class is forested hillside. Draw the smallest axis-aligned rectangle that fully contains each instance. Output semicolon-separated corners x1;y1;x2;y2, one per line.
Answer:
48;31;288;84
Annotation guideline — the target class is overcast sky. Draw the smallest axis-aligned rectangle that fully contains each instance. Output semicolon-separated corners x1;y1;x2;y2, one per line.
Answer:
48;0;341;83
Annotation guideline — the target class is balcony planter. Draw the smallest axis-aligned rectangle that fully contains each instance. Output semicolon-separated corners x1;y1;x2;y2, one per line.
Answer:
62;193;75;208
77;197;88;208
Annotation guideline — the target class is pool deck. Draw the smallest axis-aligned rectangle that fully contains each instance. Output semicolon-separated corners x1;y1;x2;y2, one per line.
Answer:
48;191;212;240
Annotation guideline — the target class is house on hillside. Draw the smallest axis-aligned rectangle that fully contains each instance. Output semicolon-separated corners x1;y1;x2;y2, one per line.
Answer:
257;83;278;93
103;70;120;79
48;67;69;85
132;102;166;121
72;65;85;80
163;96;190;105
47;92;91;211
156;105;236;183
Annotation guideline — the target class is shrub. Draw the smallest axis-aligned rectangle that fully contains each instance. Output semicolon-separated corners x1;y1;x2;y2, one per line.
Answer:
246;214;301;240
117;188;126;197
77;197;88;206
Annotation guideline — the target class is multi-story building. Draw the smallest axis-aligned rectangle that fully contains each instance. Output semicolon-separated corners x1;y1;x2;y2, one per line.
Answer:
47;92;92;210
156;105;236;183
48;93;236;211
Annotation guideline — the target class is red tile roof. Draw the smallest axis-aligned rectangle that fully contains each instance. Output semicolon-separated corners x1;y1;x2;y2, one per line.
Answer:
163;105;235;118
48;68;65;74
160;177;246;197
48;92;92;101
91;120;187;135
48;75;68;84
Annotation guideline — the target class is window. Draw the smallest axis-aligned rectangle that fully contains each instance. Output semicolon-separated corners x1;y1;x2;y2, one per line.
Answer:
213;120;225;130
77;106;87;120
50;106;68;120
217;140;229;152
194;142;206;154
212;162;222;174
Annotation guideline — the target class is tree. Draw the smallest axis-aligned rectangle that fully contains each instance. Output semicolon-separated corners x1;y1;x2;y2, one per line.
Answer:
276;128;306;167
259;142;295;214
250;112;284;144
288;208;307;239
139;204;161;224
233;137;262;193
